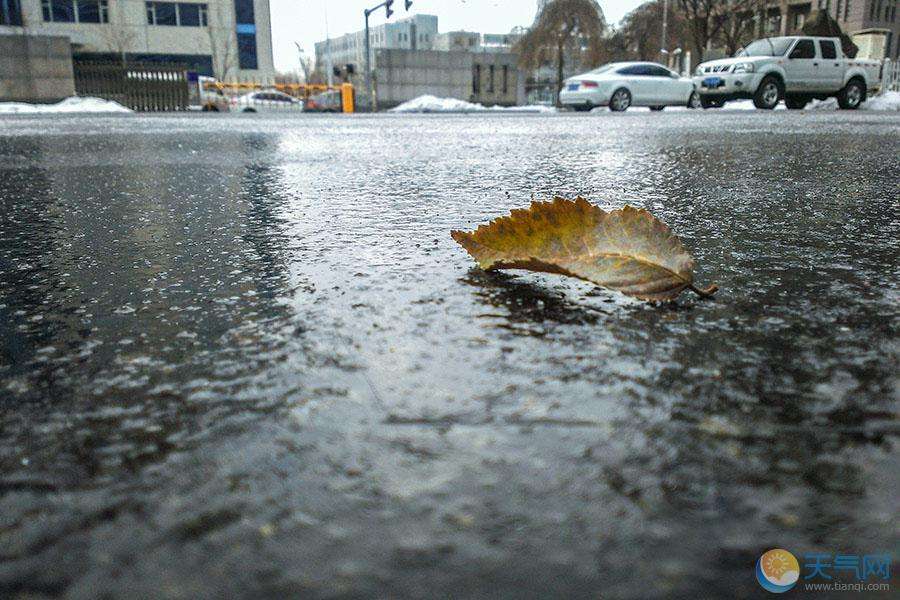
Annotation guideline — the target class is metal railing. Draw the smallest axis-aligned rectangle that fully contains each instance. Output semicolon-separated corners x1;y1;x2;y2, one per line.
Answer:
880;59;900;93
74;61;189;112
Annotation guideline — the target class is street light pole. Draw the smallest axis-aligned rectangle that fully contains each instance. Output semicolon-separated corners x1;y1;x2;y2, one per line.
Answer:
364;1;391;112
661;0;669;66
362;0;411;112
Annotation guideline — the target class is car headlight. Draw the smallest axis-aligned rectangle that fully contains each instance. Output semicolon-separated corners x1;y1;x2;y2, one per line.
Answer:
732;62;755;74
695;66;704;76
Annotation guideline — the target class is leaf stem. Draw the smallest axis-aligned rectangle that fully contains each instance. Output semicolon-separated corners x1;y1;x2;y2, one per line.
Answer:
689;284;719;298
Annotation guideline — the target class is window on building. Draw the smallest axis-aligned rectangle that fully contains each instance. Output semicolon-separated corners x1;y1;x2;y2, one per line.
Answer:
793;11;806;29
885;1;891;19
233;0;254;24
42;0;107;23
473;64;481;94
1;0;24;25
870;0;877;19
488;64;495;92
146;1;176;25
237;32;258;69
502;64;508;94
146;2;206;26
836;0;842;19
178;3;207;26
77;0;105;22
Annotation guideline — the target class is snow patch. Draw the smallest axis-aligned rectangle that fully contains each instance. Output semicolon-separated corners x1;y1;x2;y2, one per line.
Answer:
390;95;556;114
0;96;132;115
806;90;900;111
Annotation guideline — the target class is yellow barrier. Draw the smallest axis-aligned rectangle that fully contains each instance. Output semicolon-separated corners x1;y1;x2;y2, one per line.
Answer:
202;81;354;112
341;83;354;114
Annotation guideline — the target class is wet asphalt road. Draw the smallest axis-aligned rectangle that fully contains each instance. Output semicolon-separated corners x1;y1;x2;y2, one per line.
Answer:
0;110;898;599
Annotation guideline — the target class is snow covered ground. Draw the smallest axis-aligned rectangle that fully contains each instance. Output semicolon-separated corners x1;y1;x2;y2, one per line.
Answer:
0;97;132;115
389;95;556;114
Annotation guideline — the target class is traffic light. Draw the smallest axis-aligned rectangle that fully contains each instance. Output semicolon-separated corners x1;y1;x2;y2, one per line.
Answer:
405;0;413;9
385;0;393;18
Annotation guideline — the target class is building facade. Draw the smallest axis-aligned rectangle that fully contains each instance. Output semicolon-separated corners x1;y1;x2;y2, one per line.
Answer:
433;30;523;53
762;1;898;58
314;13;438;75
0;0;275;80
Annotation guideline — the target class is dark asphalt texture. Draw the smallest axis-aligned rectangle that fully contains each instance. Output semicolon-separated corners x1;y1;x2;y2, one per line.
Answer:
0;110;898;599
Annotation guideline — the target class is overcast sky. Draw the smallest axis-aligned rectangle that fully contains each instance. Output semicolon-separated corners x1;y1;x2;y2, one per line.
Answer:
269;0;646;73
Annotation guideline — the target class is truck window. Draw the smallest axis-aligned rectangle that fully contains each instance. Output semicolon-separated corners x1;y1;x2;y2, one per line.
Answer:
736;37;794;57
819;40;837;59
789;39;815;59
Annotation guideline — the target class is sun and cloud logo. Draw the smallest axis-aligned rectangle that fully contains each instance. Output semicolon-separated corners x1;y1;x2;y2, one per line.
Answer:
756;549;800;593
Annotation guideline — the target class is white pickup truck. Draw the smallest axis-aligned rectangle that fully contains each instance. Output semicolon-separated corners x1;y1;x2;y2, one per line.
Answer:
693;36;881;110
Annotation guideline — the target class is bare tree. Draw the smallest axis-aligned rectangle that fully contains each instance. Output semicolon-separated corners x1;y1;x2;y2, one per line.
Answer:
294;43;315;84
677;0;726;60
618;0;688;61
715;0;758;55
208;5;237;80
516;0;607;106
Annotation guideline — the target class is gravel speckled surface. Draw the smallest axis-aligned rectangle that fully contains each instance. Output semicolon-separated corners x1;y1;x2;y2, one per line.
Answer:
1;111;898;598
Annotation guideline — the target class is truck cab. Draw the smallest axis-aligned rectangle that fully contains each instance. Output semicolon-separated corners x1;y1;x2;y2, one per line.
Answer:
693;36;881;110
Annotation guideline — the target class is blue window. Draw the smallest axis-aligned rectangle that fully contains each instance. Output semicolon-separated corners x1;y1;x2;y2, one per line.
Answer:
233;0;254;24
237;33;258;69
1;0;23;25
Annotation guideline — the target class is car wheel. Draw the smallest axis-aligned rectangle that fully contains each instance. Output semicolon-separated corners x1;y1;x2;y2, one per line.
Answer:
649;105;665;111
784;95;808;110
837;78;866;110
699;95;723;109
609;88;631;112
753;76;782;110
687;91;701;109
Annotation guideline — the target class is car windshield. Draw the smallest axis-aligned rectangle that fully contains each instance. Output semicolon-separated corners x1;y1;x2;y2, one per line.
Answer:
736;37;794;57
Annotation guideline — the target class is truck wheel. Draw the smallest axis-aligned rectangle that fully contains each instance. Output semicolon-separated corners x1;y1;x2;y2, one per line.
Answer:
784;95;808;110
837;78;866;110
609;88;631;112
753;76;782;110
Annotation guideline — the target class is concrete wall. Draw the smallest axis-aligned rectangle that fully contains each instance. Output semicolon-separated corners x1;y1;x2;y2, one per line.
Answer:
374;48;521;108
472;52;519;106
375;48;471;108
0;34;75;102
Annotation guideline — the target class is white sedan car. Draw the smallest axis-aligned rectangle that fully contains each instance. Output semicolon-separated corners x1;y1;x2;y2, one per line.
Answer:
231;90;304;113
559;62;700;112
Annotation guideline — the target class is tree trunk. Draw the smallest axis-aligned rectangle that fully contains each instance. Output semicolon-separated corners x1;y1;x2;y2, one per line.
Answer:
556;38;565;108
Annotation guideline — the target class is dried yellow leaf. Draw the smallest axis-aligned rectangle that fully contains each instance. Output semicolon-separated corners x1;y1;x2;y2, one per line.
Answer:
451;197;718;302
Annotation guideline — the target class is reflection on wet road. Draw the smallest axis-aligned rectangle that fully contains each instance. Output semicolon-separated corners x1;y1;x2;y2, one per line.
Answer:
0;112;898;598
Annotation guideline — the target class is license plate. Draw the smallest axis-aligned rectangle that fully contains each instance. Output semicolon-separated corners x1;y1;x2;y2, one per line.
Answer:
567;83;579;91
703;77;723;88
